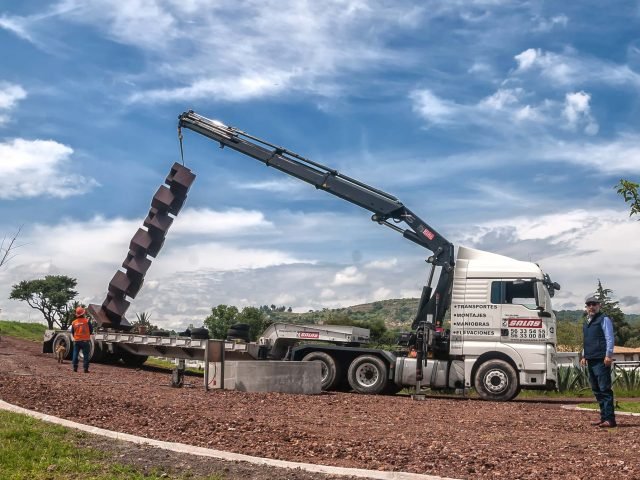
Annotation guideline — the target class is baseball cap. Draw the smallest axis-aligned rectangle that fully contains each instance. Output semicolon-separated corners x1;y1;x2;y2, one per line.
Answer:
584;294;601;304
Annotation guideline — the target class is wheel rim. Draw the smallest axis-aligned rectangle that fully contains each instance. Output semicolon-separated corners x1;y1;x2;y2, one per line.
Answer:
483;369;508;393
355;363;379;387
319;362;329;382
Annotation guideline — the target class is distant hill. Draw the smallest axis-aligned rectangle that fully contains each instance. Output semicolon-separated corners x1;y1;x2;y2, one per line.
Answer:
266;298;419;330
555;309;640;326
267;299;640;330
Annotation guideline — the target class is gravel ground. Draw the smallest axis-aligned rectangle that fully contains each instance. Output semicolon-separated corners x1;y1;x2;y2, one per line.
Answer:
1;336;638;480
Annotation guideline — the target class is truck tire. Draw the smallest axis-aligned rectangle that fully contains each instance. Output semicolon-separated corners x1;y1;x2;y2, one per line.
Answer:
227;328;250;342
77;338;95;363
302;352;342;391
91;340;106;362
190;327;209;339
52;333;73;360
119;350;149;368
229;323;250;331
347;355;388;394
474;359;519;401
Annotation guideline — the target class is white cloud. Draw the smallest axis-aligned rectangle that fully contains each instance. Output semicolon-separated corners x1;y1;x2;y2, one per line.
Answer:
538;134;640;174
531;14;568;32
365;258;398;270
513;48;640;87
458;208;640;312
514;48;540;72
0;15;34;43
0;82;26;110
410;87;549;129
409;89;458;124
563;91;598;135
0;138;98;199
479;88;522;110
231;179;305;194
332;266;367;286
171;208;273;236
0;82;27;126
16;0;424;103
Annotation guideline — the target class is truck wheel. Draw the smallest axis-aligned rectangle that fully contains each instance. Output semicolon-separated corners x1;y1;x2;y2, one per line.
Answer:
78;339;95;363
91;340;106;362
347;355;388;394
474;359;519;401
120;350;149;368
52;333;73;360
302;352;341;391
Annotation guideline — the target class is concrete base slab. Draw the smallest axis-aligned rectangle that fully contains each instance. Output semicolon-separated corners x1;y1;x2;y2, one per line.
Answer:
221;360;322;394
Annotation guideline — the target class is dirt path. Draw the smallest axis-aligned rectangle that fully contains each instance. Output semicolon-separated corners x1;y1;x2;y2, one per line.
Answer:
1;336;638;479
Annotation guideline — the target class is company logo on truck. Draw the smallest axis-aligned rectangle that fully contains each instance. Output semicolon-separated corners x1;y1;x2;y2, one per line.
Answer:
422;227;435;240
298;332;320;339
507;319;542;328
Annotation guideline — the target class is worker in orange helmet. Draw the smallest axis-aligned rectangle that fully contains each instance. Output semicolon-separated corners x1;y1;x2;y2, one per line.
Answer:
70;306;93;373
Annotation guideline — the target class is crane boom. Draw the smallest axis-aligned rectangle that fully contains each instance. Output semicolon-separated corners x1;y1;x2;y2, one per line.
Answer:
178;110;455;326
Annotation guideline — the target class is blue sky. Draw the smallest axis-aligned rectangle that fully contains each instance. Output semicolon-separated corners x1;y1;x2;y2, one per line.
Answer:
1;1;639;328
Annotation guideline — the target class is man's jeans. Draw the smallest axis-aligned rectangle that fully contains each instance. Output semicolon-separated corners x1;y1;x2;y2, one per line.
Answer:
587;359;615;423
72;341;91;372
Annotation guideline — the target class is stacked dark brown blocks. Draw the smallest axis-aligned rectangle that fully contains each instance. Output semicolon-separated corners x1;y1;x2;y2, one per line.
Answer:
88;163;196;330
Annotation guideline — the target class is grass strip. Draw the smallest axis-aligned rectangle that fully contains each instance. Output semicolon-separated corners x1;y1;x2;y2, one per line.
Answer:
577;402;640;414
0;320;47;342
0;410;221;479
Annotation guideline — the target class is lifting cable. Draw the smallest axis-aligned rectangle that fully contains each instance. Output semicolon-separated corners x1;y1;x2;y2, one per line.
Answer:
177;126;185;166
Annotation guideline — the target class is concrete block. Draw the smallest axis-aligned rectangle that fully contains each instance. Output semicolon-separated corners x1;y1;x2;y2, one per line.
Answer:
216;361;322;394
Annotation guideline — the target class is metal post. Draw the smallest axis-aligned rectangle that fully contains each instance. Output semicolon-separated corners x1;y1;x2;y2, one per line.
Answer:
204;340;209;391
220;344;225;390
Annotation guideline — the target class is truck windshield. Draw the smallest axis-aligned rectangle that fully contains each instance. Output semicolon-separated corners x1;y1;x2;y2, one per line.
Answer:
491;280;539;309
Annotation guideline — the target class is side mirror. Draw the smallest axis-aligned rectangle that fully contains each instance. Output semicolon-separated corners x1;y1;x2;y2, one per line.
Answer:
538;311;552;318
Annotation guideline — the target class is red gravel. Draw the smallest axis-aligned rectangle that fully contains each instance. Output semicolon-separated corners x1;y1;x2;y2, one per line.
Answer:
1;336;638;479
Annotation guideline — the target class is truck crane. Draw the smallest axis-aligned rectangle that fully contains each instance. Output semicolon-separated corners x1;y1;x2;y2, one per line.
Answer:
176;111;562;401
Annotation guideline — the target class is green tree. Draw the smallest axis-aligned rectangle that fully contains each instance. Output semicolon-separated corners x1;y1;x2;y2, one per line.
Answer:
616;179;640;218
237;306;272;341
595;280;632;346
9;275;78;329
324;311;388;344
556;319;583;351
203;304;239;340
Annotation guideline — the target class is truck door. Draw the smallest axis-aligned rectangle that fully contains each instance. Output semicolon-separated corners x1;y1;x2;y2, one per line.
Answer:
491;279;546;344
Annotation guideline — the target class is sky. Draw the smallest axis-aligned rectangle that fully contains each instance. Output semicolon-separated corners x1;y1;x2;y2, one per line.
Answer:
0;0;639;330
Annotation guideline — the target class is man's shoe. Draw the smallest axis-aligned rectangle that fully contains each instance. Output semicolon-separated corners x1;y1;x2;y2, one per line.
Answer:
590;420;604;426
73;367;77;372
598;420;617;428
83;369;89;373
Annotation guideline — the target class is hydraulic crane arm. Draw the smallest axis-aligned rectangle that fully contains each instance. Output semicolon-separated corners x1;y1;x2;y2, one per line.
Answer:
178;110;455;326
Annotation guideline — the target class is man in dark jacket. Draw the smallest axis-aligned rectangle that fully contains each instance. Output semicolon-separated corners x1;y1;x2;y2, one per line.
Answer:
580;294;616;428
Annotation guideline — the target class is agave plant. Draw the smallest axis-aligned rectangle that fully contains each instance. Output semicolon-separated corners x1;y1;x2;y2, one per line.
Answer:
613;367;640;392
556;366;592;393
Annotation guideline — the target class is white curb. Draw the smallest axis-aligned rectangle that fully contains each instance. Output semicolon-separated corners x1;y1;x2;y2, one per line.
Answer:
561;404;640;416
0;400;459;480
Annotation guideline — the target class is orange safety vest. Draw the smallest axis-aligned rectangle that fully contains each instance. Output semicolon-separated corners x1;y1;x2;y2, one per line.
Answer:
72;317;91;341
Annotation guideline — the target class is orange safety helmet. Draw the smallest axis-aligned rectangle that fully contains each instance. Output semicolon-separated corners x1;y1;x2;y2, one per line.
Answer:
75;306;86;317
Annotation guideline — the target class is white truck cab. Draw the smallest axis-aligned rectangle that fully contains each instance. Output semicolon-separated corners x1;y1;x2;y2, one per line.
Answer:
439;246;557;400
